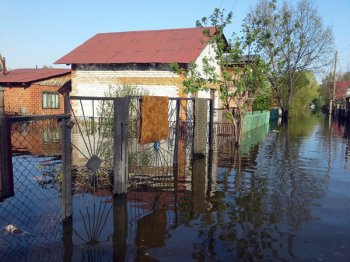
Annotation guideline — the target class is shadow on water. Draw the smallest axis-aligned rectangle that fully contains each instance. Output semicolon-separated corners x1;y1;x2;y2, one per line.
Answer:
2;115;350;261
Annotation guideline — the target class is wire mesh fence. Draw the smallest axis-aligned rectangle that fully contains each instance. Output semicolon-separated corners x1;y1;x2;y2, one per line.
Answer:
0;117;64;261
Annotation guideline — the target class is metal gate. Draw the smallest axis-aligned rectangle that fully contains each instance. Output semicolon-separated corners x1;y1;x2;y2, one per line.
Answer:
67;95;214;197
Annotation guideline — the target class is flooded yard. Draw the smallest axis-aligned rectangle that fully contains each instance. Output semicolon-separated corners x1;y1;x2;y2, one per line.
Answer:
1;115;350;261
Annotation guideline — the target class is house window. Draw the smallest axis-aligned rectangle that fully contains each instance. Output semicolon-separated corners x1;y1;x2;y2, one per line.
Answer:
42;92;60;109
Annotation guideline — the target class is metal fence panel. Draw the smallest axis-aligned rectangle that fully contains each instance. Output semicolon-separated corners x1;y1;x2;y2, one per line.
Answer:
0;117;64;261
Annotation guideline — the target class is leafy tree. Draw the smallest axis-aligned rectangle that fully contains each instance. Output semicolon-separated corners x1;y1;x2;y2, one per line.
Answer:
252;80;272;111
172;8;270;145
243;0;334;120
339;71;350;81
319;72;334;109
289;72;319;117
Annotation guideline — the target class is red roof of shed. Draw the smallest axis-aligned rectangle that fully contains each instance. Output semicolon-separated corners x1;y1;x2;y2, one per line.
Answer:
54;27;216;65
0;68;70;84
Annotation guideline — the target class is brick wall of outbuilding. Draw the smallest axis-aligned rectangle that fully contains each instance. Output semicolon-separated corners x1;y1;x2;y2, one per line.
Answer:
4;84;64;115
71;68;188;98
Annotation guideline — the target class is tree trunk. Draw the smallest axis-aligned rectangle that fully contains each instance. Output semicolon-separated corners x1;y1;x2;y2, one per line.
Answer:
282;108;289;122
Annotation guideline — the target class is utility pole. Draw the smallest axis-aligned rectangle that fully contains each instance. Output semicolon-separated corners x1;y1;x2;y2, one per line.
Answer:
329;51;337;117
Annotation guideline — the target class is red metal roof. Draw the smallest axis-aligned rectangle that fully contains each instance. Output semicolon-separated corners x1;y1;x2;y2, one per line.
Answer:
54;27;216;65
0;68;71;84
335;81;350;100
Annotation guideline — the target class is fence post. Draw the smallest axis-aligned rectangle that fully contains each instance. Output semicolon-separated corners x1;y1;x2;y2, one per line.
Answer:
208;99;214;151
113;97;130;195
62;94;72;219
172;99;181;225
173;99;181;175
0;116;14;201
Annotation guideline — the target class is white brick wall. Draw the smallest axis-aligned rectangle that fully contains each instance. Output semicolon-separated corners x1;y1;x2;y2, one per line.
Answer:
75;70;178;80
73;83;179;117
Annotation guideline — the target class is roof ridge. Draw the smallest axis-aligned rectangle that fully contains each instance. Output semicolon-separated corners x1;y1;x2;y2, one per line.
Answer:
95;26;216;36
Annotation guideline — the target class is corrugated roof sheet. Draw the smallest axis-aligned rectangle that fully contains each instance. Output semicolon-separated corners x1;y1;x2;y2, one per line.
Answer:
55;27;216;65
0;68;71;84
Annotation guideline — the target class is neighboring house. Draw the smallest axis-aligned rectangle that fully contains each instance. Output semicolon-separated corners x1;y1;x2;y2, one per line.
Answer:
335;81;350;109
0;68;71;115
54;27;221;116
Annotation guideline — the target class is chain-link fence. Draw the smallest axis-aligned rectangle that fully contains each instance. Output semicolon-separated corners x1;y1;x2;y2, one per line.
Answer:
0;116;65;261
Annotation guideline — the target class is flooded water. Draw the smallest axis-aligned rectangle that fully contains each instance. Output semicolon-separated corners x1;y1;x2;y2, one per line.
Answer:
1;115;350;261
145;116;350;262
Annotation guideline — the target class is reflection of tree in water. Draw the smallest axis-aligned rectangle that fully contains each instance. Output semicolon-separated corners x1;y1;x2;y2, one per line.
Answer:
189;119;329;261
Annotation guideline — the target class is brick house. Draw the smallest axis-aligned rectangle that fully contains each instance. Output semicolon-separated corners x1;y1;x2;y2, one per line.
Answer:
0;68;71;115
54;27;221;114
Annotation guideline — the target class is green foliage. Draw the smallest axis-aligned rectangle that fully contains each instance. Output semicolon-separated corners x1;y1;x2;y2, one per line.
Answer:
243;0;334;118
311;97;322;111
289;72;319;117
184;9;269;111
340;71;350;81
171;8;272;144
252;87;272;111
319;72;333;105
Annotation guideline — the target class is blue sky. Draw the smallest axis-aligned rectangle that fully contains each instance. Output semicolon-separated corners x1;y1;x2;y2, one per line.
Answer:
1;0;349;77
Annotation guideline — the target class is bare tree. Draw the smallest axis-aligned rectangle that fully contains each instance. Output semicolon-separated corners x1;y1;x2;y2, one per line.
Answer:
243;0;334;120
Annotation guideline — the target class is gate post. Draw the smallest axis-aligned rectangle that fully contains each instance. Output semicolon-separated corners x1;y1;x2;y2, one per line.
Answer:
62;94;72;219
0;116;14;201
113;97;130;195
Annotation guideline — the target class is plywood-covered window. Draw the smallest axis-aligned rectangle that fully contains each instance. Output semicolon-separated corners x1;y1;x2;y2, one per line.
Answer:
42;91;60;109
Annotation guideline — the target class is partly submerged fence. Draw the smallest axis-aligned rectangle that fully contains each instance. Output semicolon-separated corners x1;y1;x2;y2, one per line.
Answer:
0;95;215;261
242;110;270;133
0;114;67;261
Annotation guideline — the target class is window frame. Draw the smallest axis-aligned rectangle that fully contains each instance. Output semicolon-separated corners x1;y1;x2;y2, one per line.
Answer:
42;91;60;109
